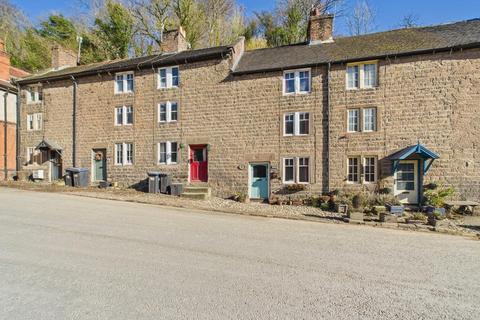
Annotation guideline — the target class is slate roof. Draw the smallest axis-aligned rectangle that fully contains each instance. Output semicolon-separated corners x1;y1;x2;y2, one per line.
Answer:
17;18;480;82
19;45;233;84
234;18;480;74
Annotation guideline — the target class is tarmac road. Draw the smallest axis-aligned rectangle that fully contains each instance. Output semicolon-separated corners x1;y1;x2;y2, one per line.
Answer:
0;188;479;319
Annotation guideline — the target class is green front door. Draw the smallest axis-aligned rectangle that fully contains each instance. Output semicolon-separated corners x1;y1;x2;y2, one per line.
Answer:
93;149;106;181
250;163;269;200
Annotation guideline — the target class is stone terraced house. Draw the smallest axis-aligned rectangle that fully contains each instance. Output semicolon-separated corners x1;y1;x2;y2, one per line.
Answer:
16;11;480;204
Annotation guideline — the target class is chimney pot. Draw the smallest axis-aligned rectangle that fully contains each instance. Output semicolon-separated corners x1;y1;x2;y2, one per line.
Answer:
307;10;334;45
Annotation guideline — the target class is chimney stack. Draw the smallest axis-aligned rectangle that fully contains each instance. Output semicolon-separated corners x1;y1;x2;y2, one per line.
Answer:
307;7;334;45
51;44;78;70
0;39;10;81
160;26;189;53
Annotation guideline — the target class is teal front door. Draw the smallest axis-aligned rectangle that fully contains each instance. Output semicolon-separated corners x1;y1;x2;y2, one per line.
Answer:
93;149;106;181
250;164;269;200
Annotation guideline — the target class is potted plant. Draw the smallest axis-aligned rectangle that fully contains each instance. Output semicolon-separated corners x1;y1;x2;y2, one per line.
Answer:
423;184;454;214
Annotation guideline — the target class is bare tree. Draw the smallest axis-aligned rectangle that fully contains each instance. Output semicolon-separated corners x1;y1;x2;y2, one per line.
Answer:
399;13;420;28
276;0;344;19
130;0;173;48
346;0;376;36
199;0;234;46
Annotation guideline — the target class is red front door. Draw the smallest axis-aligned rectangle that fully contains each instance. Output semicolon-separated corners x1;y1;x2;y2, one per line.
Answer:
190;145;208;182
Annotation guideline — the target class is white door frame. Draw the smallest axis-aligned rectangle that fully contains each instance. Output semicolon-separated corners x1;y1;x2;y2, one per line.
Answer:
394;160;419;204
248;162;270;200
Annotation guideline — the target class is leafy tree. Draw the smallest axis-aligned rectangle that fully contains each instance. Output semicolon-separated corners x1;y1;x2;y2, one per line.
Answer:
37;14;78;49
11;28;51;72
173;0;204;48
94;0;134;59
255;0;343;47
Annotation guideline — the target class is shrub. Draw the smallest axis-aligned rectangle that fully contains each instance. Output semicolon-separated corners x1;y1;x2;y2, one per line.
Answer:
378;187;392;195
412;212;427;221
233;192;247;203
433;210;445;220
320;202;330;211
423;184;455;207
285;184;306;192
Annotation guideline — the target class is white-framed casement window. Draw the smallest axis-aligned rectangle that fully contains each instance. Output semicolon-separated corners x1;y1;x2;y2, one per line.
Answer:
27;113;42;131
158;141;178;164
158;66;180;89
284;112;310;136
158;102;179;123
363;108;376;132
26;86;42;104
115;143;134;165
347;109;360;133
26;147;35;164
115;106;133;126
347;157;360;183
283;158;295;183
347;156;377;184
346;62;378;89
363;156;377;183
115;72;134;94
283;157;310;184
347;107;377;133
283;69;311;95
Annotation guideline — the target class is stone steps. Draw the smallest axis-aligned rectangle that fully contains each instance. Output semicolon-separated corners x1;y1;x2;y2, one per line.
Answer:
181;186;211;200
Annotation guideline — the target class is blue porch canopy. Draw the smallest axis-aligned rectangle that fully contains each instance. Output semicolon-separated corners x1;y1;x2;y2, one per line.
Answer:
387;143;439;174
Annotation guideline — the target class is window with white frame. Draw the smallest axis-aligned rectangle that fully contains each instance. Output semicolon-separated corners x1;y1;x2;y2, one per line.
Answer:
115;143;133;165
283;69;311;95
283;158;295;183
363;108;376;132
26;86;42;103
347;109;359;132
158;66;180;89
298;157;310;183
115;72;134;93
363;64;377;88
158;102;179;123
346;62;377;89
26;147;35;164
115;106;133;126
283;157;310;184
363;157;377;183
347;107;377;133
284;114;294;135
284;112;310;136
27;113;42;131
158;141;178;164
347;157;360;183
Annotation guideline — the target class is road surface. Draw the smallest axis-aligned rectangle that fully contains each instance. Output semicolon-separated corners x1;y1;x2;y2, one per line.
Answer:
0;188;479;319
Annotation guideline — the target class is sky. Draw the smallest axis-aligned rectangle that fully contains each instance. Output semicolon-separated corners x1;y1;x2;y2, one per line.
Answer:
10;0;480;36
